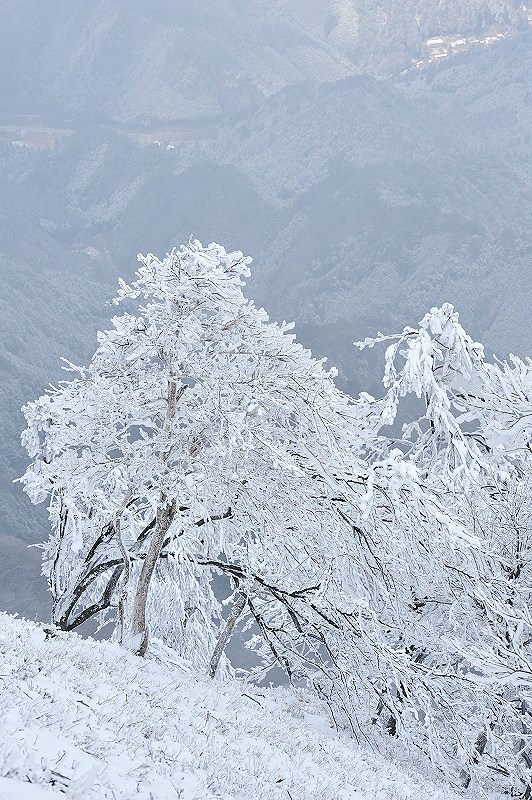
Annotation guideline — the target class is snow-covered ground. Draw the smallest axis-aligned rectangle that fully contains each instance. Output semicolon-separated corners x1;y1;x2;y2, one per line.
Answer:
0;614;462;800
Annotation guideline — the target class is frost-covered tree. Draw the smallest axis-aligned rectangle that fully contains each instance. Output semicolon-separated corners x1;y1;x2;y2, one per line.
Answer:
20;240;366;666
357;303;532;794
22;243;532;794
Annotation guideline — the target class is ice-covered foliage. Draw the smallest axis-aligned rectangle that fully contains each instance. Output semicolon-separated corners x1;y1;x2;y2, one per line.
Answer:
20;247;532;795
20;239;370;665
357;303;532;793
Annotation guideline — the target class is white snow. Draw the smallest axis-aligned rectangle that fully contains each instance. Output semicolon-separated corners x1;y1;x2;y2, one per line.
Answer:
0;614;462;800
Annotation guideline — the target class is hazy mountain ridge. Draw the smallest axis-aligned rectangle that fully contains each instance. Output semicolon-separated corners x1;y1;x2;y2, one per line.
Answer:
202;35;531;366
0;0;523;122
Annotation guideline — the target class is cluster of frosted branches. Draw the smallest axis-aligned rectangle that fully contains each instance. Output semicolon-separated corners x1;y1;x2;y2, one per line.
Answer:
20;245;532;795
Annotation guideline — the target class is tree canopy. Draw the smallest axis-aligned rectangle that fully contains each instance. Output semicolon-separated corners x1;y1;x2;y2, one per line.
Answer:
21;243;532;795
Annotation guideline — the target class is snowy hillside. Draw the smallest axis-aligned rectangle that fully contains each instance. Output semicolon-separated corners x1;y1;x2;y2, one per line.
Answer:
0;613;462;800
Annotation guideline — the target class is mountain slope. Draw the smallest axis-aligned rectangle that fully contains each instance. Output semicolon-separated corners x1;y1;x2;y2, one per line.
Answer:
0;613;462;800
204;39;532;378
0;0;523;122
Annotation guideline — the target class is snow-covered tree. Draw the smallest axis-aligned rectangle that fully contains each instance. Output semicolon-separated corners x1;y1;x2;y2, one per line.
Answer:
357;303;532;794
23;242;532;795
20;240;367;668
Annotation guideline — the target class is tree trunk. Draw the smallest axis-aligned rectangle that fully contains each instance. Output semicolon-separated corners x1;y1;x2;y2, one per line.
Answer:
209;589;249;678
116;504;131;645
129;498;176;655
128;378;181;656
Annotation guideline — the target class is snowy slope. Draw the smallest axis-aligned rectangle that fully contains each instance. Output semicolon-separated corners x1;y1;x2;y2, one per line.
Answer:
0;614;463;800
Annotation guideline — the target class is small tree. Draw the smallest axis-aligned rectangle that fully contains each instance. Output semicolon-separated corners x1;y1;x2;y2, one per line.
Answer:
20;240;362;664
357;303;532;794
